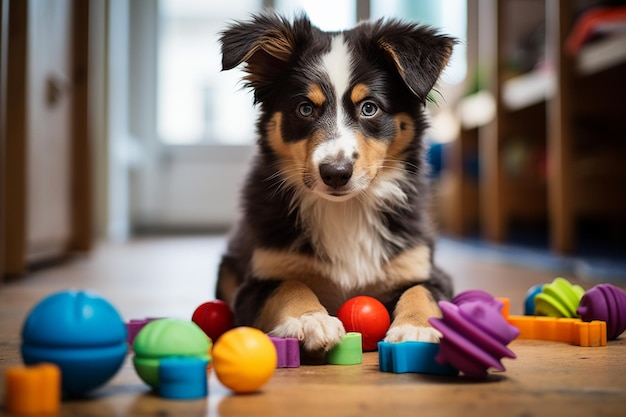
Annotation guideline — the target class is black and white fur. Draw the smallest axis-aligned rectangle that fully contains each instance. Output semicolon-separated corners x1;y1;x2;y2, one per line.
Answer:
217;12;455;353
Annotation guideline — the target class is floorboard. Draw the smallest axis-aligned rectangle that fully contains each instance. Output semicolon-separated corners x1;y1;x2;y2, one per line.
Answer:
1;236;625;417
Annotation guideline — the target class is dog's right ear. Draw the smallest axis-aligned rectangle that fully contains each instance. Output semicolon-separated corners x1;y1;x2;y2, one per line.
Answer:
220;13;307;101
369;19;456;104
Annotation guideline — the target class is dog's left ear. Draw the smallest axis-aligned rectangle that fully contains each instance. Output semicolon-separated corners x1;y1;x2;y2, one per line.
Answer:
372;20;456;102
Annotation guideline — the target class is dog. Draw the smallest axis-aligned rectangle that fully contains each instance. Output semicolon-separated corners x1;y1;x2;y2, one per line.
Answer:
216;12;455;353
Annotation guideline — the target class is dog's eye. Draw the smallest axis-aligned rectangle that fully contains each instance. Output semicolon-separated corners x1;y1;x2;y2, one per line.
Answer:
298;102;315;118
360;101;378;117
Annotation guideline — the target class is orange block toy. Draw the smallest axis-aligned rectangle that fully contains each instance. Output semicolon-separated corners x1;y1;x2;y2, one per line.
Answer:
5;363;61;415
575;320;607;347
496;297;510;318
507;315;607;347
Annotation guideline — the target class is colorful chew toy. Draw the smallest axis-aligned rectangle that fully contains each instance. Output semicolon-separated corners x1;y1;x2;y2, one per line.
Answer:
524;284;544;315
212;327;277;393
192;300;235;342
126;318;161;346
336;296;390;351
577;283;626;340
534;277;585;318
378;341;459;375
452;289;505;310
20;290;128;397
132;319;211;389
429;299;519;378
507;316;607;347
269;337;300;368
158;357;209;400
326;332;363;365
4;363;61;415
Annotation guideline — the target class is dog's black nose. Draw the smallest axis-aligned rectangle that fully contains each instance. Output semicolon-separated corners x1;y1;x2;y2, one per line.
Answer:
319;162;353;187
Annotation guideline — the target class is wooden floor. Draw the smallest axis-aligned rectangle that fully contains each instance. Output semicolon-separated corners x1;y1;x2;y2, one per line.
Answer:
1;236;625;417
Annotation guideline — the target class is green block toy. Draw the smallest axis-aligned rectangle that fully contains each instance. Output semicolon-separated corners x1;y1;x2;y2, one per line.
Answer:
326;332;363;365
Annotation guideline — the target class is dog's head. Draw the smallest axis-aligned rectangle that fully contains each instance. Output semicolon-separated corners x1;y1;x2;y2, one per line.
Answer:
220;13;454;202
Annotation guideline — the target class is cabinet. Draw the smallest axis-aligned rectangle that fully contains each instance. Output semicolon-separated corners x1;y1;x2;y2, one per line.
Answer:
446;0;626;254
1;0;92;278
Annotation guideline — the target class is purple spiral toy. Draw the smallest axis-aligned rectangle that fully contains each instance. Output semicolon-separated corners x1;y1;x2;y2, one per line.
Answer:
429;291;519;378
577;284;626;340
452;289;505;312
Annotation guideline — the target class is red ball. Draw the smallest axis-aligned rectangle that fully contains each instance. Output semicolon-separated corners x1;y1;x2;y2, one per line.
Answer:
336;296;390;351
192;300;235;342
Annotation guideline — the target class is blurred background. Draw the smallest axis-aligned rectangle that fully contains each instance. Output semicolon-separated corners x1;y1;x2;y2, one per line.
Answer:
1;0;625;282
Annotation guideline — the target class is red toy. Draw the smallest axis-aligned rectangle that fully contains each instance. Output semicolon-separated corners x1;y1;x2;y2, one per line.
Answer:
192;300;235;342
336;296;390;351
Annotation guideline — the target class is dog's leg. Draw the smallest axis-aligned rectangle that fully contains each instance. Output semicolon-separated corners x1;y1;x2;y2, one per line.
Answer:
235;279;345;351
216;259;240;306
216;227;253;306
384;284;443;343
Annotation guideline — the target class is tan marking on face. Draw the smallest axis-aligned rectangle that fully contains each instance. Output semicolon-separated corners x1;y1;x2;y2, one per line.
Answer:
266;112;309;187
351;113;416;181
353;132;388;181
381;113;416;172
383;245;431;286
350;83;370;104
307;84;326;107
266;112;290;159
255;280;328;332
389;285;441;329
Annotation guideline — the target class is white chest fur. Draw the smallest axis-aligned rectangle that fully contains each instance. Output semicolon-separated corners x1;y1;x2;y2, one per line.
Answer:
296;172;410;291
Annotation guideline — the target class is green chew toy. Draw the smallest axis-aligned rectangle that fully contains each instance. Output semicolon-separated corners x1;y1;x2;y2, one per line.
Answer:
535;277;585;318
326;332;363;365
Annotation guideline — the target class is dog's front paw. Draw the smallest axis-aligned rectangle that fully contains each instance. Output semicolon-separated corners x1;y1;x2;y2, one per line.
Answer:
269;312;346;351
384;324;442;343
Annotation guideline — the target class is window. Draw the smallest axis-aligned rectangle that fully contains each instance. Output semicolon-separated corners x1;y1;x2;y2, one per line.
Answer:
157;0;262;145
274;0;356;31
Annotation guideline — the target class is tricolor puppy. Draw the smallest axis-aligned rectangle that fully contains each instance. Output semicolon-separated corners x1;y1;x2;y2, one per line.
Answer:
217;13;455;352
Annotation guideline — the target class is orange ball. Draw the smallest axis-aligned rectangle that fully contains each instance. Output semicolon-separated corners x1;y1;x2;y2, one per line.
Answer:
212;327;277;393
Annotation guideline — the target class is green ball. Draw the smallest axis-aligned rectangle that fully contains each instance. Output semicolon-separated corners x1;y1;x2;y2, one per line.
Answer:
132;319;211;388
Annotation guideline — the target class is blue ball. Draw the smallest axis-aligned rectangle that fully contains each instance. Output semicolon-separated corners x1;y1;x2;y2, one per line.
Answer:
524;284;544;316
21;290;127;397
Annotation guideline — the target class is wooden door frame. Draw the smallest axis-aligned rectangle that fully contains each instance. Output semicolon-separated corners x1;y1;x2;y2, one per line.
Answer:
2;0;27;276
0;0;8;281
1;0;92;278
71;0;92;252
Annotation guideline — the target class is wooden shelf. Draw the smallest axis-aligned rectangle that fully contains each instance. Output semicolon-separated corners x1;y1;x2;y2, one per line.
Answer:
446;0;626;254
502;70;555;111
577;33;626;76
459;91;496;129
